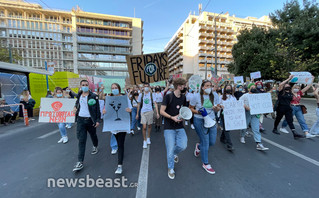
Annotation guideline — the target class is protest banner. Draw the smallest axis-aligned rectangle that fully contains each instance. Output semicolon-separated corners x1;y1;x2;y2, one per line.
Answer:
126;52;169;85
248;93;273;115
39;98;76;123
290;72;312;84
250;71;261;79
150;81;166;87
188;75;202;93
223;100;247;131
245;77;251;82
172;73;182;79
102;95;130;132
68;78;86;88
222;74;234;81
234;76;244;84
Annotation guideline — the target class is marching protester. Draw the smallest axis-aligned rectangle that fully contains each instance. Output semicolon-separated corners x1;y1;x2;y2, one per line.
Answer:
72;80;100;172
62;88;74;129
234;84;245;100
278;77;315;138
190;80;220;174
160;78;188;179
19;90;35;121
272;75;306;139
310;85;319;136
46;91;53;98
130;88;141;134
136;83;160;149
103;83;132;174
153;85;164;132
54;87;69;144
219;85;235;151
0;98;18;125
186;87;195;129
239;83;269;150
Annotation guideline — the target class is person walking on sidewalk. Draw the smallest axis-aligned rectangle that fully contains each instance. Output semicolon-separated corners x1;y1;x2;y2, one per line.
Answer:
72;80;100;172
160;78;188;179
153;86;164;132
136;83;160;149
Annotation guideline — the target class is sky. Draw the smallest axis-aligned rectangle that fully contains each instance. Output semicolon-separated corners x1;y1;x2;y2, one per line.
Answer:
28;0;304;54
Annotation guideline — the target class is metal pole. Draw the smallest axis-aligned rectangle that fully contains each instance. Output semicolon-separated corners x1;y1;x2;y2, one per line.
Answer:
45;61;49;91
205;56;207;80
9;44;13;63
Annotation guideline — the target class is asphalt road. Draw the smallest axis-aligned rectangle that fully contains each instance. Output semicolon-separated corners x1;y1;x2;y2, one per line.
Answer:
0;99;318;198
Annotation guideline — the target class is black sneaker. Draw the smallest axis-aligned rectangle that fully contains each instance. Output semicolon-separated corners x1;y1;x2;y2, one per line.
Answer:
293;133;306;139
91;146;98;155
226;144;234;151
73;162;83;172
272;129;280;135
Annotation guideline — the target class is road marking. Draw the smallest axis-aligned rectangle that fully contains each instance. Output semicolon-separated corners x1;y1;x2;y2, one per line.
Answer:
37;130;59;139
135;146;150;198
261;136;319;167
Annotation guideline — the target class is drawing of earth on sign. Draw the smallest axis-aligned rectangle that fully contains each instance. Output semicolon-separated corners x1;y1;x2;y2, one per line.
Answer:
291;77;298;83
188;75;202;93
109;100;122;121
145;63;157;77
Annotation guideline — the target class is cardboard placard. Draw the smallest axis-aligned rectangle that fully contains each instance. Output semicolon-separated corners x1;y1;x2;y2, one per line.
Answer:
234;76;244;84
68;78;86;88
248;93;273;115
126;52;169;85
290;72;312;84
188;75;202;93
39;98;76;123
250;71;261;79
223;100;247;131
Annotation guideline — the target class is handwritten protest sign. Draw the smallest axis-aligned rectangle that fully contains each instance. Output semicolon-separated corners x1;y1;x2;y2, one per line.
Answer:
102;95;130;132
250;71;261;79
234;76;244;84
245;77;250;82
39;98;76;123
126;52;169;85
223;100;247;131
248;93;273;115
188;75;202;93
290;72;312;84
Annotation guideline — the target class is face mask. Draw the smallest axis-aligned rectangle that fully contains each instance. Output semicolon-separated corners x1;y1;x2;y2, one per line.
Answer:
204;88;211;94
250;88;258;93
112;89;119;95
285;87;291;91
226;89;232;94
170;85;174;89
66;90;70;93
257;85;262;89
181;87;187;94
81;86;89;92
239;88;243;92
56;94;63;98
155;88;160;92
144;87;150;92
134;92;139;96
293;89;299;93
272;90;277;92
189;89;193;93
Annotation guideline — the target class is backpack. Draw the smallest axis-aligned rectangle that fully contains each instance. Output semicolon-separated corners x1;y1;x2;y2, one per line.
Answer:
140;92;154;110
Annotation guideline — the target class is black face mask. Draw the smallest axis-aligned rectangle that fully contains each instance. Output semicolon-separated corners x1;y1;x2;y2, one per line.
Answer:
251;88;258;93
181;87;187;94
225;89;232;94
285;87;291;91
155;88;161;92
133;92;139;96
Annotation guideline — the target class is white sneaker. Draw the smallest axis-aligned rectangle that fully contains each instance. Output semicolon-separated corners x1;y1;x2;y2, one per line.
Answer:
240;137;245;144
147;138;151;145
185;121;188;126
280;128;289;134
111;149;118;155
143;141;147;149
137;127;141;130
130;130;135;134
162;120;164;125
191;124;195;129
62;136;68;144
66;124;72;129
168;169;175;179
115;165;122;174
57;138;63;144
256;143;269;151
306;133;316;138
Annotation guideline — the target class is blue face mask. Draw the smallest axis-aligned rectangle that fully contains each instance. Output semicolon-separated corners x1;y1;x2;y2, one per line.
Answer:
112;89;119;95
82;86;89;92
56;94;63;98
239;88;243;92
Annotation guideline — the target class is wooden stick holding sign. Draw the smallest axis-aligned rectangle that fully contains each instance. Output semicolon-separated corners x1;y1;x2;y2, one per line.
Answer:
126;52;169;85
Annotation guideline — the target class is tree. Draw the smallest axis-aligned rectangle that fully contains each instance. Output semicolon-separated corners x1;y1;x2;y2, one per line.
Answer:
0;45;22;63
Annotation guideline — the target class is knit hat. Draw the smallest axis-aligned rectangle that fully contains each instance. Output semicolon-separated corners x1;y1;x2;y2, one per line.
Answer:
247;83;255;90
255;81;263;87
236;84;243;88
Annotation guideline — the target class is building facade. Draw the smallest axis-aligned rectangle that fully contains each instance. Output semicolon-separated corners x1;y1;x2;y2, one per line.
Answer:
0;0;143;76
164;11;272;79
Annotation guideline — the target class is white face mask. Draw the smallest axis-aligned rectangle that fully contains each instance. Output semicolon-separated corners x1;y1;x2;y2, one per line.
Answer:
144;87;150;92
204;88;211;94
293;89;299;93
169;85;174;89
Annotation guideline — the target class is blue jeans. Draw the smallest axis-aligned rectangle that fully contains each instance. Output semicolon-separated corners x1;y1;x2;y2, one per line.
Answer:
58;123;67;137
164;128;187;170
241;111;261;143
131;107;141;130
110;134;118;150
282;105;309;132
310;108;319;135
193;117;217;164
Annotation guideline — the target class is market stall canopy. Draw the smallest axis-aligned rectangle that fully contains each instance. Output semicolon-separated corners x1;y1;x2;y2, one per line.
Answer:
0;61;53;76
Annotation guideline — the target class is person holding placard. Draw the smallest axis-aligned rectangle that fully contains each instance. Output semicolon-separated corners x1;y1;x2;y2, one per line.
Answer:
239;83;269;151
102;83;132;174
190;80;221;174
279;76;315;138
219;85;235;151
272;75;306;139
309;85;319;136
234;84;245;100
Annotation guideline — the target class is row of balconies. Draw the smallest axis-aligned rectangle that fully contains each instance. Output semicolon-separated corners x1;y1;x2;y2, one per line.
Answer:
167;37;183;54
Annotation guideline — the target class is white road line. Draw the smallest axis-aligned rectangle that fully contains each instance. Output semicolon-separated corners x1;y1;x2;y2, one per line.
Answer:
261;136;319;167
135;146;150;198
37;130;59;139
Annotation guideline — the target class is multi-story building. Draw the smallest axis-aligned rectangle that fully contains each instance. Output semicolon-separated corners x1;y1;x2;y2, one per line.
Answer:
0;0;143;76
165;11;272;79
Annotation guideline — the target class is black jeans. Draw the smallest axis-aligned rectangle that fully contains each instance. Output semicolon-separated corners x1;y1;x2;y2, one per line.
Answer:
220;111;233;146
274;106;295;130
115;132;126;165
76;117;99;162
4;112;18;123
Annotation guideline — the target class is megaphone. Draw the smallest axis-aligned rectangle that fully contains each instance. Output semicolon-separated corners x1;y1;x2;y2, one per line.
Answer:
178;107;193;120
203;115;216;128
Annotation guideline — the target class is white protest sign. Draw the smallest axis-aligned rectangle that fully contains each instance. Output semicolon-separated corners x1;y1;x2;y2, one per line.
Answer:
290;72;312;84
103;95;130;132
234;76;244;84
248;93;273;115
188;75;202;93
250;71;261;79
39;98;76;123
223;100;247;131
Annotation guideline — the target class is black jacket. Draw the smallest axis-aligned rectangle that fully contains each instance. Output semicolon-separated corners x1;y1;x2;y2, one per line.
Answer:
75;91;101;124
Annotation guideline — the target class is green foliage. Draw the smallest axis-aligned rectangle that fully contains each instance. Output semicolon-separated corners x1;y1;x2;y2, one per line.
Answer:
230;0;319;81
0;46;22;63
